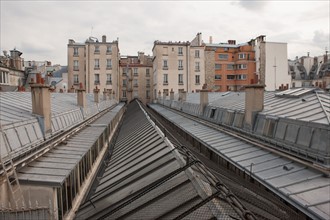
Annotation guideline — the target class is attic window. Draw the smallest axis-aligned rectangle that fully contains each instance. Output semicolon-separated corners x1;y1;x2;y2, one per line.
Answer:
210;108;216;118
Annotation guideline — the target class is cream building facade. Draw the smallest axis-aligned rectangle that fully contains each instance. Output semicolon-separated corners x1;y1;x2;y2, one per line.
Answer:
119;52;153;104
252;35;290;91
68;35;120;98
152;33;205;100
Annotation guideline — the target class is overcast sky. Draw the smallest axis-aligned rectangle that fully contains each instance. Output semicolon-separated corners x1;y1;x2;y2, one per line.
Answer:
1;0;329;65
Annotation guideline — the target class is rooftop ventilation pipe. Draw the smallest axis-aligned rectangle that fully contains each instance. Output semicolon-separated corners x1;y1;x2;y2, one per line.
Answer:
30;73;52;137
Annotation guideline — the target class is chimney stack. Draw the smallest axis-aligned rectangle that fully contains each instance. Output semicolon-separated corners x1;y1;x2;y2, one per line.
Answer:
94;86;100;103
170;89;174;101
30;73;52;136
200;84;209;114
209;36;213;44
181;91;187;102
244;84;265;129
103;88;108;101
77;82;86;109
102;35;106;43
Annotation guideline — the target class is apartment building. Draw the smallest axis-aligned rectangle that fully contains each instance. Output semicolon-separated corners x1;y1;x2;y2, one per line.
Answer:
67;35;120;97
119;52;153;104
0;49;25;91
152;33;205;100
205;39;256;92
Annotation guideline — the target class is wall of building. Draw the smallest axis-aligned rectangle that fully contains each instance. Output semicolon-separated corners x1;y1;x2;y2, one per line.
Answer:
265;42;290;91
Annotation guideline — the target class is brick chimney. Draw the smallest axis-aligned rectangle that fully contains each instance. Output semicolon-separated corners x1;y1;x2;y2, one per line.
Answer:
94;86;100;103
102;35;106;43
200;84;209;114
30;73;52;136
244;84;265;129
170;89;174;101
77;83;86;109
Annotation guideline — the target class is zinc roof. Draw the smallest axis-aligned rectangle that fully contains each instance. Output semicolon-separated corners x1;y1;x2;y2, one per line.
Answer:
149;104;330;220
75;101;242;219
17;104;124;186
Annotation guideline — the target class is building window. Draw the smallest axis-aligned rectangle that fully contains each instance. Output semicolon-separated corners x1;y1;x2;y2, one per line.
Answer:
106;59;112;69
106;46;112;53
146;90;150;99
195;62;200;71
178;60;183;70
73;47;78;56
163;74;168;84
238;53;246;59
218;54;228;60
215;64;222;70
123;67;127;75
123;90;127;98
106;74;112;84
0;71;9;84
215;75;221;80
73;74;79;84
195;50;200;58
94;74;100;85
146;79;150;87
195;75;200;84
134;90;138;98
94;59;100;69
123;79;127;87
146;68;150;76
227;75;235;80
163;60;168;70
237;64;247;69
94;45;100;53
226;64;234;70
178;74;183;84
133;79;138;87
237;74;247;80
133;68;138;76
178;47;183;55
163;89;169;96
73;60;79;71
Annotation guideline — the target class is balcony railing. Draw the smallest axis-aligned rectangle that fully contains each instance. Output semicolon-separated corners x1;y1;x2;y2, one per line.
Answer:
106;81;112;85
94;80;100;85
178;66;183;70
73;67;79;71
163;66;168;70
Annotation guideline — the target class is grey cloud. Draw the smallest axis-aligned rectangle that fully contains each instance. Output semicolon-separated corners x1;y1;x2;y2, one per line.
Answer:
237;0;268;10
313;30;330;50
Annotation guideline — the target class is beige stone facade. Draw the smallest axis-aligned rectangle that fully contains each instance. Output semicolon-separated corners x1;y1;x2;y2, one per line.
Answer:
152;33;205;100
68;35;120;98
119;52;153;104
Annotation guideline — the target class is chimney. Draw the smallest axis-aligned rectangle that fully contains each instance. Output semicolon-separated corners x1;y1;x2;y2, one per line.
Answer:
93;86;100;103
102;35;106;43
170;89;174;101
68;39;75;44
181;91;187;102
30;73;52;136
209;36;213;44
77;82;86;109
103;88;108;101
200;84;209;114
244;84;265;129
